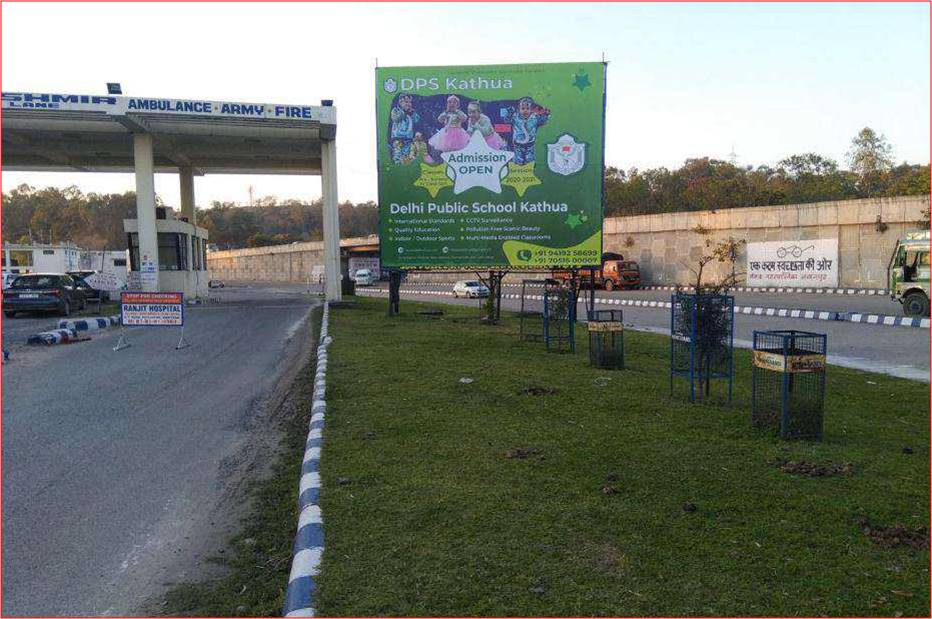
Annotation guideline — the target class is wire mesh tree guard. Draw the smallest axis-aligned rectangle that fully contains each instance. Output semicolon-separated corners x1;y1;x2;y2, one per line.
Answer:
670;292;734;402
518;279;547;342
543;281;577;353
587;309;624;369
751;330;827;440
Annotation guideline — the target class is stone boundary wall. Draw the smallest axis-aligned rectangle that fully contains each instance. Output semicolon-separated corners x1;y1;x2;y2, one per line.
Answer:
604;195;928;288
207;236;378;282
208;196;929;289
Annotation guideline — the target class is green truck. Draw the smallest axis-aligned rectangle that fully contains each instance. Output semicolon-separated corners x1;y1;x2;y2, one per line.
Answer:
888;229;930;316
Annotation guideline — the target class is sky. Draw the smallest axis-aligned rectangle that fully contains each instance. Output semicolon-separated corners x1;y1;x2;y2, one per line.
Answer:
2;2;929;207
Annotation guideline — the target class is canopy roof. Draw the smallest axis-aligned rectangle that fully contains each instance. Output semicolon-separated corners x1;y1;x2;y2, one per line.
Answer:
2;92;336;175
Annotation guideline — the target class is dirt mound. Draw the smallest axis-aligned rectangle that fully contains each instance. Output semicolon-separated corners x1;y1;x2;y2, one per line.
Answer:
504;447;542;459
858;517;929;550
521;386;559;396
778;459;853;477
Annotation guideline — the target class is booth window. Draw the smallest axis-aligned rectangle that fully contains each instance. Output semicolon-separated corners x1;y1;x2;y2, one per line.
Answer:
128;233;139;271
158;233;187;271
192;237;202;271
127;233;187;271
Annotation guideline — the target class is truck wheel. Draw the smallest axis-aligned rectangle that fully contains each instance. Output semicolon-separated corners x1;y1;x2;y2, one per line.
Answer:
902;292;930;317
604;280;615;292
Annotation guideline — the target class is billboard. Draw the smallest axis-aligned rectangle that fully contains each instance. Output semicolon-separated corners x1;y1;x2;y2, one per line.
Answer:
375;62;606;269
746;239;838;288
121;291;184;326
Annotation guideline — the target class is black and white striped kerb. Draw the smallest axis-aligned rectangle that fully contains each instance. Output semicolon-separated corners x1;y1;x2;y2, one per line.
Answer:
283;302;330;617
356;288;929;329
403;282;890;296
26;328;80;345
58;315;121;331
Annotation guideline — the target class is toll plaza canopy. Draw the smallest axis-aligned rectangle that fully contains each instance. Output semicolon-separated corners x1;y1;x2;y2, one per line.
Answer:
1;91;342;299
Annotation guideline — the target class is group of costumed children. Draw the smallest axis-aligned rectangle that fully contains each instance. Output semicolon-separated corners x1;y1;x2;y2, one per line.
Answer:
389;93;550;166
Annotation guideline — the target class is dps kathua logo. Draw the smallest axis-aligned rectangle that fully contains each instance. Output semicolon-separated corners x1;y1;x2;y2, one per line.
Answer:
547;134;586;176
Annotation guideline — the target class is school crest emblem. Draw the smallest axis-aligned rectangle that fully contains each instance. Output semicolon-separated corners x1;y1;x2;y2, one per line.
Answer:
547;134;586;176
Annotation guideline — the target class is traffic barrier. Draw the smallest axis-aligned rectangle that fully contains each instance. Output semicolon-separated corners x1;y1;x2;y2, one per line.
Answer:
27;328;80;345
283;302;330;618
356;289;928;328
57;315;121;332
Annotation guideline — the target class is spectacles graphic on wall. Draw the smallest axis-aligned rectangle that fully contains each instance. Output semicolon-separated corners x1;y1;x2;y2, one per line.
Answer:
776;244;815;259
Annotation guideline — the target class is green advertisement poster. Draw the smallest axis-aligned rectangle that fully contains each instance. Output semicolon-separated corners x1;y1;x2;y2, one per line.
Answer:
375;62;606;269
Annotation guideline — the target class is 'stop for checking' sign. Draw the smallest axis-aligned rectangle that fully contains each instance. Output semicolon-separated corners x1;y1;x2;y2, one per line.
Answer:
375;62;606;269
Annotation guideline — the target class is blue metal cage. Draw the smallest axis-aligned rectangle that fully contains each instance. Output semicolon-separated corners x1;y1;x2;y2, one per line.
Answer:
669;293;734;402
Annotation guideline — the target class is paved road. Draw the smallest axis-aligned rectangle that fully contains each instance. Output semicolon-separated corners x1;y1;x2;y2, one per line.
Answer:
2;283;318;616
360;285;930;381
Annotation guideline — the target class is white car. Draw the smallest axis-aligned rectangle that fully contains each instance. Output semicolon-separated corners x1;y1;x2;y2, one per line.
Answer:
453;280;490;298
353;269;378;286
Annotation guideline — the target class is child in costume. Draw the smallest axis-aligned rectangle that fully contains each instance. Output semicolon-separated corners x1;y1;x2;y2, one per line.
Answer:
428;95;469;153
466;101;506;150
501;96;550;164
389;93;420;164
405;132;433;164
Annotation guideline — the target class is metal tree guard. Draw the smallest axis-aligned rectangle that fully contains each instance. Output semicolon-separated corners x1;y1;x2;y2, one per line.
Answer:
669;292;734;402
588;309;624;369
518;279;547;342
543;280;576;353
752;330;827;440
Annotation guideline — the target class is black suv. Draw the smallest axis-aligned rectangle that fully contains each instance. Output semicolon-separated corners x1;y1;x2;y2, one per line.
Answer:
3;273;87;317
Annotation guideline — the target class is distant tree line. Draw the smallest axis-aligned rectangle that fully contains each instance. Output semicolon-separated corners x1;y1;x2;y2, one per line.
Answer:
2;127;927;250
0;188;379;251
604;128;929;216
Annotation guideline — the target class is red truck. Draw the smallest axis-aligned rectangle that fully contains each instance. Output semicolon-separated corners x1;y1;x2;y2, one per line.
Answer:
553;253;641;291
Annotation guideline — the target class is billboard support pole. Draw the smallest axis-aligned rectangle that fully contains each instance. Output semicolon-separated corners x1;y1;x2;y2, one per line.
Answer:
489;270;504;323
587;270;596;319
388;270;402;316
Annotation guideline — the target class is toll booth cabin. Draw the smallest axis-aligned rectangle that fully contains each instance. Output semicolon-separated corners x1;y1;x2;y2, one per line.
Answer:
124;208;208;298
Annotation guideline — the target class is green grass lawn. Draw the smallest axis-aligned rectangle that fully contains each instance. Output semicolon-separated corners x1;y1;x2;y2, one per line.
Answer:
315;296;929;617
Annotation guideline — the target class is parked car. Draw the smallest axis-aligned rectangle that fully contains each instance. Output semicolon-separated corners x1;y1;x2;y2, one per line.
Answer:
208;279;225;289
453;280;490;298
67;270;110;302
3;273;87;317
353;269;379;286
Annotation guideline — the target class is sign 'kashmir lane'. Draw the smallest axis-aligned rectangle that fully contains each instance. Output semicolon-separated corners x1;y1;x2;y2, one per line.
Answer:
375;62;607;269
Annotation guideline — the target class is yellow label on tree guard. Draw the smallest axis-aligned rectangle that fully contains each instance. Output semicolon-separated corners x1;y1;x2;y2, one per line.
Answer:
588;321;624;332
753;351;826;373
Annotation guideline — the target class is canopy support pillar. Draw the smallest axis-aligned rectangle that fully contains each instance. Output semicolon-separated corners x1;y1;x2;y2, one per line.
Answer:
179;165;196;225
133;133;159;292
321;137;342;302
